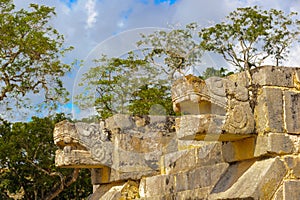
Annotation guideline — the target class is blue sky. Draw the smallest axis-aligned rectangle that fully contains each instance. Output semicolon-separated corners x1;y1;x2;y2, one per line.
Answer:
62;0;177;7
143;0;177;5
8;0;300;121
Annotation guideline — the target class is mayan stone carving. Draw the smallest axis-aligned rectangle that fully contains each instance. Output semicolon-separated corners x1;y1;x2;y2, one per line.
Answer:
54;66;300;199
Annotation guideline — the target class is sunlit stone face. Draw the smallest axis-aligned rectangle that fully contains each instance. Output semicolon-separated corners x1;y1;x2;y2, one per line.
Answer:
172;74;254;141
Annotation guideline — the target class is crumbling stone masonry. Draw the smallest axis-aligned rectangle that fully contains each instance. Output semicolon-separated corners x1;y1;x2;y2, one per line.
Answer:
54;66;300;199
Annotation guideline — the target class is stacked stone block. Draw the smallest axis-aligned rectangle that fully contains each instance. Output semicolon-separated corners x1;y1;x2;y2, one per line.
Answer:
53;66;300;199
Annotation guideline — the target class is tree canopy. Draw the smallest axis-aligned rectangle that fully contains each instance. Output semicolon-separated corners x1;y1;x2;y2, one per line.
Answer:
199;6;300;72
0;0;73;119
199;6;300;108
137;23;202;78
75;52;168;119
0;1;90;199
76;24;203;118
0;114;92;200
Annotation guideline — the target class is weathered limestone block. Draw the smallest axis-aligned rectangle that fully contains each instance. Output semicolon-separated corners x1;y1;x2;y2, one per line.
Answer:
175;115;225;140
111;146;160;173
161;148;197;175
176;115;253;141
161;142;224;175
273;185;283;200
288;134;300;154
89;181;139;200
284;155;300;179
105;114;175;135
284;91;300;134
113;130;176;155
139;174;173;197
254;133;294;157
283;180;300;200
176;187;211;200
222;137;256;162
99;186;123;200
91;168;111;185
172;75;254;141
177;139;207;150
254;88;284;134
227;70;248;88
211;159;256;194
139;188;211;200
139;163;228;198
91;180;140;200
209;157;287;200
89;182;125;200
226;65;299;89
251;66;298;87
194;162;228;190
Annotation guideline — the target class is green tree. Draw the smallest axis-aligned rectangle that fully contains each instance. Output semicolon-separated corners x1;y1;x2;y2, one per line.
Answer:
0;114;92;200
128;84;175;116
76;24;203;118
199;6;300;108
200;6;300;69
0;0;73;118
75;52;159;119
138;22;202;78
200;67;233;80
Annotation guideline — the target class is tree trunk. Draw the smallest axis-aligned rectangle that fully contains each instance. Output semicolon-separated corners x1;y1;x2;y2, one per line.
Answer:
44;169;80;200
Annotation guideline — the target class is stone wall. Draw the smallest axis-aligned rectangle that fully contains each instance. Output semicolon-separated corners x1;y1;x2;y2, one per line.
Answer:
54;66;300;200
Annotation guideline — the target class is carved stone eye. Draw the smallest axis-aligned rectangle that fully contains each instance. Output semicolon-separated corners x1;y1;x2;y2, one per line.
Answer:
91;142;112;166
215;78;224;88
206;77;226;97
232;105;244;124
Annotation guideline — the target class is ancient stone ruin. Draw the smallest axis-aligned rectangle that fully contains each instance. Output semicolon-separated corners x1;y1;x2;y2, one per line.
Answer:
54;66;300;199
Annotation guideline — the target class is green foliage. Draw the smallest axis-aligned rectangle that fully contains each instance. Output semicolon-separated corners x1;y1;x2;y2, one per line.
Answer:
199;6;300;70
200;67;233;80
128;84;175;116
0;114;92;199
138;22;202;78
76;52;167;119
77;24;203;119
0;0;73;116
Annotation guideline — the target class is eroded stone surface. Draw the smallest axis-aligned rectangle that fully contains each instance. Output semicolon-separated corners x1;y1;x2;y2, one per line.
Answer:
254;133;294;157
284;91;300;134
172;75;254;141
273;185;283;200
283;180;300;200
139;163;228;198
211;159;256;194
161;142;224;175
283;155;300;179
222;137;256;162
254;88;284;134
251;65;296;87
209;157;287;200
53;66;300;199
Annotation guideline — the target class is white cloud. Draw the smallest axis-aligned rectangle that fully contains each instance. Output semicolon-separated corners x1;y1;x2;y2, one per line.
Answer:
85;0;98;28
7;0;300;120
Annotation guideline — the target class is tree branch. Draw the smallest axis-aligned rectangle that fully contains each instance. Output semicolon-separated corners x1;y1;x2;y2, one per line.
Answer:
26;158;80;200
44;169;80;200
